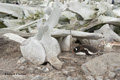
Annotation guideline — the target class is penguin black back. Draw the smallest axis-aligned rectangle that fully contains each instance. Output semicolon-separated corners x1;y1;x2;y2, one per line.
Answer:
73;44;98;54
81;45;98;53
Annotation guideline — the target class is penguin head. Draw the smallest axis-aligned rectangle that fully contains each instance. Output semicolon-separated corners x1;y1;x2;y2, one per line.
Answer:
73;46;83;53
73;46;92;55
73;47;78;53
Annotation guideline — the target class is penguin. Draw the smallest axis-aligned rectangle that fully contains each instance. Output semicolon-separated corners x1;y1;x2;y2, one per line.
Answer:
73;44;98;55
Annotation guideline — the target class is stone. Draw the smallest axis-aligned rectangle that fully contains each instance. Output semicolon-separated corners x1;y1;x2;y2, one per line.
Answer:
86;76;95;80
40;67;49;73
18;66;25;70
104;77;110;80
31;75;44;80
26;68;35;74
81;52;120;76
73;76;83;80
62;69;69;75
42;77;49;80
67;76;74;80
66;76;82;80
0;75;15;80
95;76;103;80
108;72;116;78
105;79;110;80
115;68;120;74
12;75;25;80
17;57;27;65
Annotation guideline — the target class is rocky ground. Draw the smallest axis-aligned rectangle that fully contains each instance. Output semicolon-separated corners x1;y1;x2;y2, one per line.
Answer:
0;36;120;80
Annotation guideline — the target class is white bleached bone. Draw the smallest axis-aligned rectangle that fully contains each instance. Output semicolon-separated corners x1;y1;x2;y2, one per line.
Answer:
113;8;120;17
80;15;120;31
68;2;96;20
94;24;120;42
20;0;63;69
20;19;46;65
40;2;63;69
52;29;103;39
3;33;26;44
58;35;72;51
0;3;41;18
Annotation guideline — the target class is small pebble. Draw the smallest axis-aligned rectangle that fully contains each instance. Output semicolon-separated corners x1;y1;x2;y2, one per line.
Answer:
62;69;69;75
66;76;82;80
18;66;25;70
86;76;95;80
104;77;110;80
41;67;49;73
66;76;73;80
26;68;35;73
95;76;103;80
115;68;120;74
12;75;24;80
105;79;110;80
17;57;27;65
36;67;49;73
108;72;116;78
31;75;44;80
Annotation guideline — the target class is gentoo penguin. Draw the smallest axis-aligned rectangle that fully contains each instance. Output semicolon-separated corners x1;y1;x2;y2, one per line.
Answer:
73;44;98;55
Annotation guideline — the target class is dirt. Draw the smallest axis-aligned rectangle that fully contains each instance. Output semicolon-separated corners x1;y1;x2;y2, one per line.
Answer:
0;36;105;80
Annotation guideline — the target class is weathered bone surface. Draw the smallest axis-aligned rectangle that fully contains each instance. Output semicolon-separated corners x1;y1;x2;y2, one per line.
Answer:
2;30;46;65
20;1;63;69
3;33;26;44
52;29;71;37
94;24;120;42
20;19;46;65
71;30;103;39
85;24;120;51
58;35;72;51
0;3;41;18
68;2;96;20
85;24;120;49
113;8;120;17
39;4;63;69
3;19;23;28
14;19;40;31
61;11;76;20
52;29;103;39
21;37;46;65
104;42;120;52
0;28;103;40
0;28;34;38
80;15;120;31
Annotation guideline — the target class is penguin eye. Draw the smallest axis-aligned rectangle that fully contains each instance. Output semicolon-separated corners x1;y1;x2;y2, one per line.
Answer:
75;48;77;51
